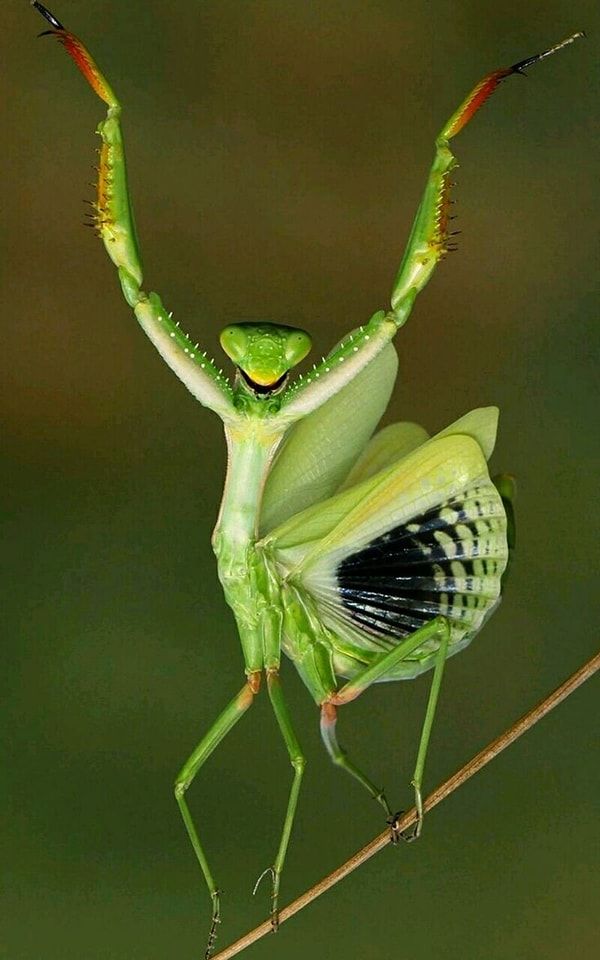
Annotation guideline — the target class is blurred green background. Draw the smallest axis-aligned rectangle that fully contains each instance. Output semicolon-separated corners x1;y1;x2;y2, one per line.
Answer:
2;1;599;958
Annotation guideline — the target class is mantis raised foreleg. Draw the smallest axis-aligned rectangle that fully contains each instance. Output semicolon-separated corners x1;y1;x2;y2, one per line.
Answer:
32;1;237;422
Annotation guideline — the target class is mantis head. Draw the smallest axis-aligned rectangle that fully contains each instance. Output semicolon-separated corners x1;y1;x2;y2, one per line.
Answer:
220;323;312;394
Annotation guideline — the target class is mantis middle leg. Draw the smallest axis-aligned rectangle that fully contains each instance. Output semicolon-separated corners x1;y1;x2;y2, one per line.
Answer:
321;617;450;840
174;674;259;959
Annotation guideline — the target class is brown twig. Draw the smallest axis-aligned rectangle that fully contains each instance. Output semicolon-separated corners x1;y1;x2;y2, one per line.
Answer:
213;650;600;960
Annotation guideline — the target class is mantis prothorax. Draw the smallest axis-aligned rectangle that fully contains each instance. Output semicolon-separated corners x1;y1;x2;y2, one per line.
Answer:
32;2;583;955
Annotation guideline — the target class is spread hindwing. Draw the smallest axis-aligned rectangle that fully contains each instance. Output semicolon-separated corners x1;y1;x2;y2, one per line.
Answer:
336;480;508;643
281;474;509;676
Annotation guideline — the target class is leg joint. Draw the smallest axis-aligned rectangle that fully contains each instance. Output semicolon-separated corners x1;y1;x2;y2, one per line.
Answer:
247;671;262;695
331;750;348;768
174;779;187;801
291;755;306;774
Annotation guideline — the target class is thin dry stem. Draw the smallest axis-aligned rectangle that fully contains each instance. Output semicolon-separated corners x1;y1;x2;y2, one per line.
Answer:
213;650;600;960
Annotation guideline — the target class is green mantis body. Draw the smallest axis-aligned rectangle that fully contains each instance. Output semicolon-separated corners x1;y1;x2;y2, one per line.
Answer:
32;4;583;956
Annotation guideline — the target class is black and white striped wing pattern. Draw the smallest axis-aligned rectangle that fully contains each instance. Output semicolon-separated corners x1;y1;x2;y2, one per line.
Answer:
339;479;506;632
307;478;507;676
272;434;509;679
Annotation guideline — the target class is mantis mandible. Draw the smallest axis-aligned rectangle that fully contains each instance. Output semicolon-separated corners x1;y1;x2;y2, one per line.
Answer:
31;2;584;956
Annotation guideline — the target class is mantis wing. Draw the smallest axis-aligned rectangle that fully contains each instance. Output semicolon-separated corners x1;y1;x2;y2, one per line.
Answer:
338;405;499;491
259;342;398;535
264;431;508;677
338;422;430;491
264;406;501;549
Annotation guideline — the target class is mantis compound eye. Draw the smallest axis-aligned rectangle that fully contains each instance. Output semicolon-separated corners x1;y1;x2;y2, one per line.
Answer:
283;330;312;367
219;325;249;366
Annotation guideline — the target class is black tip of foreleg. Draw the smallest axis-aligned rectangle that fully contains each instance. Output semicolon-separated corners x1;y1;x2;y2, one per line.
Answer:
510;31;586;76
31;1;65;32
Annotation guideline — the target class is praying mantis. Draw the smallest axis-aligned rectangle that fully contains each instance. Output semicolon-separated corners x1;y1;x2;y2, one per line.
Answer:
31;2;584;956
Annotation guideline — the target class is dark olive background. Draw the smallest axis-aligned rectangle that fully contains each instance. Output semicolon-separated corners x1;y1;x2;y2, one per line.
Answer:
3;2;599;958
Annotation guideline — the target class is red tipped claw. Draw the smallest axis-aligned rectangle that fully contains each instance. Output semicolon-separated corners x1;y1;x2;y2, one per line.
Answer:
32;1;119;108
444;32;585;141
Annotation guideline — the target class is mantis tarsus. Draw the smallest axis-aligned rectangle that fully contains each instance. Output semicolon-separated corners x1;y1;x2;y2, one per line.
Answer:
31;2;584;956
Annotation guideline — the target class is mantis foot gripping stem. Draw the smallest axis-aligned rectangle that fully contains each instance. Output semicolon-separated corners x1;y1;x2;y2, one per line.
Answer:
204;890;222;960
253;865;281;932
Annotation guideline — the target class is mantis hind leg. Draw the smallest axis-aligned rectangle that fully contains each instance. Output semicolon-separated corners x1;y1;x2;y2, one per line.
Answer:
320;702;393;818
174;674;259;959
322;617;450;841
398;624;450;841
